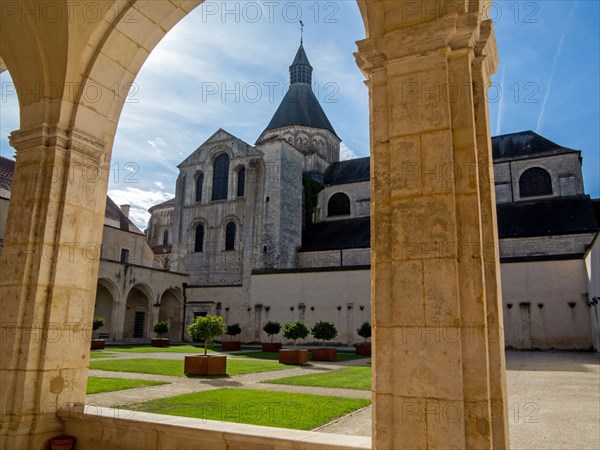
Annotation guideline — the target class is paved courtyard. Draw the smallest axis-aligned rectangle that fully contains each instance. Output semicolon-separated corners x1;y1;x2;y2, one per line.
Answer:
87;350;599;449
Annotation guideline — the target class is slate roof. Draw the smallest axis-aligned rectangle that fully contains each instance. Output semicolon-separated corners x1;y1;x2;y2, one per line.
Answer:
0;156;144;235
324;157;370;185
291;43;311;66
149;197;175;212
492;131;580;161
301;217;370;251
497;195;598;238
0;156;15;200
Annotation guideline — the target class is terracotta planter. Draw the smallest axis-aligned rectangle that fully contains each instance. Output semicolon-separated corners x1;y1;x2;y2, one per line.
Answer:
261;342;282;352
221;341;241;351
151;338;170;347
355;343;371;356
279;349;309;365
184;355;227;375
311;347;337;361
49;435;77;450
90;339;105;350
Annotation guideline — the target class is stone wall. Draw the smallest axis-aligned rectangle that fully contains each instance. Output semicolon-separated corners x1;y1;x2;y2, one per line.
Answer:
297;248;370;268
316;181;370;221
584;235;600;351
500;233;596;259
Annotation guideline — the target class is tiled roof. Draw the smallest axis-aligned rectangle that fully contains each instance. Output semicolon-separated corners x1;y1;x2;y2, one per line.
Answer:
301;217;370;251
324;157;370;186
491;130;579;161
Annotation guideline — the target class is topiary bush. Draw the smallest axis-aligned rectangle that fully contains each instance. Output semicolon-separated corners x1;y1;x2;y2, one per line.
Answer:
311;321;338;345
357;321;371;343
188;315;224;355
153;321;169;336
225;323;242;340
263;321;282;342
282;321;309;349
92;317;105;339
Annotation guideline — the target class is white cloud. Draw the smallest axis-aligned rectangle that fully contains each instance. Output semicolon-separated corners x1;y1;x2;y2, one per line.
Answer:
154;181;164;189
340;142;358;161
107;188;174;229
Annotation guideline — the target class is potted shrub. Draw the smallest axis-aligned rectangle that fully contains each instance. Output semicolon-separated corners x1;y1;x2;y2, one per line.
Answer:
279;321;309;365
261;321;282;352
221;323;242;351
185;315;226;375
90;317;106;350
151;321;170;347
311;321;338;361
355;321;372;356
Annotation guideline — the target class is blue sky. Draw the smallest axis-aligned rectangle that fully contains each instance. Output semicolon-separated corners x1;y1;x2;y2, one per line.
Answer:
1;1;598;228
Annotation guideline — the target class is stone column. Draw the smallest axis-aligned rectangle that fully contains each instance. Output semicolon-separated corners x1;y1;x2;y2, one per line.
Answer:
356;10;509;450
0;124;108;449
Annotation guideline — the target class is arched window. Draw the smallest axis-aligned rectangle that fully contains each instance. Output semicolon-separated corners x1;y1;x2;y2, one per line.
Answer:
195;173;203;202
212;153;229;201
237;167;246;197
225;222;236;251
194;224;204;253
519;167;552;198
328;193;351;216
162;229;169;246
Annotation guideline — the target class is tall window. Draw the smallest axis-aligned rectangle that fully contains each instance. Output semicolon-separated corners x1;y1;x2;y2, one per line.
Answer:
225;222;236;251
328;193;351;216
195;173;203;202
237;167;246;197
120;248;129;264
519;167;552;198
194;224;204;253
212;153;229;201
162;229;169;246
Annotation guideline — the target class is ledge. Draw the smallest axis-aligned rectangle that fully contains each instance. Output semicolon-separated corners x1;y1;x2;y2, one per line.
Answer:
60;406;371;450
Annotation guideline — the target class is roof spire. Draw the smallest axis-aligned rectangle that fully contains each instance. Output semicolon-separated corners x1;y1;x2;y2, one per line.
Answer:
289;38;312;85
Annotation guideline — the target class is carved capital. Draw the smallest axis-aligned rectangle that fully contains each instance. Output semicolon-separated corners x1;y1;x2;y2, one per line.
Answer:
9;124;106;164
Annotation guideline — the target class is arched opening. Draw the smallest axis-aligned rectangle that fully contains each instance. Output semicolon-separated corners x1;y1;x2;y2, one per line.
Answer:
158;289;182;341
195;173;203;202
328;192;351;216
94;279;117;340
162;229;169;246
225;221;236;251
519;167;553;198
237;167;245;197
123;285;152;340
212;153;229;201
194;224;204;253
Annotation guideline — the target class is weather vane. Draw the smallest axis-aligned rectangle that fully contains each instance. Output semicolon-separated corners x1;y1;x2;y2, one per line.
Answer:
300;20;304;45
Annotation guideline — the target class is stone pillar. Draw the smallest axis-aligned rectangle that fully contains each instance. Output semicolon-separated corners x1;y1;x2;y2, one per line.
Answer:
356;9;509;450
0;124;108;449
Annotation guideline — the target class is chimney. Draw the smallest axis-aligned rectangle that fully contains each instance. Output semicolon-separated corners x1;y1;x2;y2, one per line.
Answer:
120;204;130;218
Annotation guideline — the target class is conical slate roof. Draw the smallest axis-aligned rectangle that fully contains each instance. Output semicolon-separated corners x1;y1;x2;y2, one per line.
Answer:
262;43;338;138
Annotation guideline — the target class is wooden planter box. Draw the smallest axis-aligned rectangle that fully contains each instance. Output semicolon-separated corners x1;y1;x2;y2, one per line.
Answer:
355;343;371;356
279;349;308;365
90;339;105;350
221;341;241;351
184;355;227;375
151;338;170;347
261;342;282;352
311;347;337;362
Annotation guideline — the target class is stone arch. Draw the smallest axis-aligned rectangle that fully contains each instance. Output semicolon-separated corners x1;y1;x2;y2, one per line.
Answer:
519;167;553;198
328;192;352;217
123;284;154;340
158;288;182;341
94;278;119;339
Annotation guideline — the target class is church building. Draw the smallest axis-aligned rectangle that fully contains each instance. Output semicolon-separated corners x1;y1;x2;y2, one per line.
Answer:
146;43;600;350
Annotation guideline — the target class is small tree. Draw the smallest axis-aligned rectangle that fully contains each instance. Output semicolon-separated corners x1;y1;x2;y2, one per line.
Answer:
92;317;105;339
357;321;371;343
282;321;309;349
263;321;281;342
311;321;338;345
153;321;169;337
225;323;242;341
188;315;224;355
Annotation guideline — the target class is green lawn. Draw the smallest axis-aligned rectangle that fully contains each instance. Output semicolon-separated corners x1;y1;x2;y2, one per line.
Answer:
265;366;371;391
100;345;216;354
89;358;289;377
236;350;368;362
127;388;370;430
87;376;167;394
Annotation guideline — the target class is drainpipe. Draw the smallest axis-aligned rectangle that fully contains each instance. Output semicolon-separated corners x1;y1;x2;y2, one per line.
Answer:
181;282;188;342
